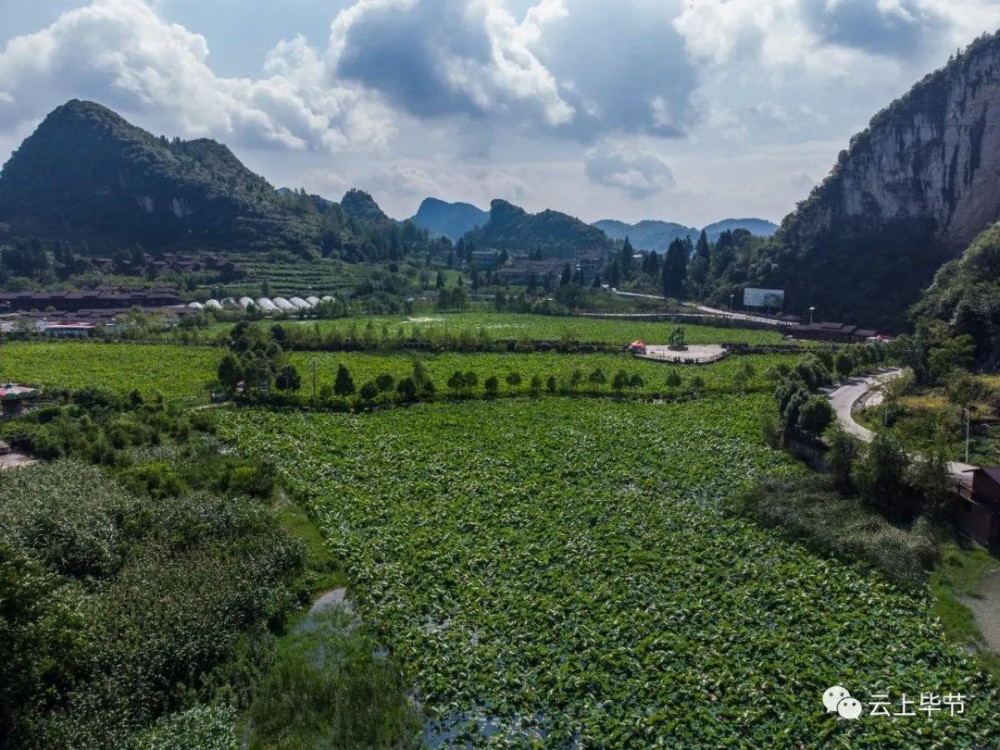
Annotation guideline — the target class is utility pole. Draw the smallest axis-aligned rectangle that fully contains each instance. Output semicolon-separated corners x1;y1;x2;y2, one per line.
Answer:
965;407;971;463
809;306;815;326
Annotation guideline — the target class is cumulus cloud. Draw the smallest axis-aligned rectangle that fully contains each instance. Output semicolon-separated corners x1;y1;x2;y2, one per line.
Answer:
538;0;698;139
329;0;574;129
0;0;395;151
584;140;675;199
802;0;946;59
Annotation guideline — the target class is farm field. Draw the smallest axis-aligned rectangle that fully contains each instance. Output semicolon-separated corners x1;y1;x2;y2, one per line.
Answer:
223;397;1000;747
279;312;788;346
1;341;801;402
0;342;223;402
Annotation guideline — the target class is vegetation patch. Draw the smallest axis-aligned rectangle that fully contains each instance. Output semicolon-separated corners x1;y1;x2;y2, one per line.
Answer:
224;397;999;747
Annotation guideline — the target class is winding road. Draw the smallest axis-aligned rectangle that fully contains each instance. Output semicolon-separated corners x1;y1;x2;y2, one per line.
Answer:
826;369;977;480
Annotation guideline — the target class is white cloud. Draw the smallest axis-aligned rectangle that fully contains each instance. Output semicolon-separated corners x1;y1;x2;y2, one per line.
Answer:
0;0;395;151
327;0;574;129
584;140;676;199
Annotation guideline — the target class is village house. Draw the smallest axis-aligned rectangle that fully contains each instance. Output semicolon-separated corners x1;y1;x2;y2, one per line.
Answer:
955;468;1000;547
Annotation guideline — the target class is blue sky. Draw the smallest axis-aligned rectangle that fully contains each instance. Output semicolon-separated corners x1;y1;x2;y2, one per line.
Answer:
0;0;997;226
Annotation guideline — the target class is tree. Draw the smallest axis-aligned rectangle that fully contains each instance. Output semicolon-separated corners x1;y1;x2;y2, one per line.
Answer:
826;426;860;494
529;374;543;395
668;327;686;350
376;374;395;393
333;365;355;397
275;364;301;392
689;229;711;292
0;543;84;743
834;351;854;382
928;334;976;381
853;432;913;520
506;372;522;388
447;371;464;396
665;370;682;388
359;381;379;401
435;270;445;289
945;370;980;408
611;371;629;393
396;377;418;402
484;375;500;397
662;238;688;299
605;260;621;288
545;375;558;393
909;440;952;521
797;395;834;437
588;368;606;385
218;353;243;393
620;238;635;278
629;374;643;388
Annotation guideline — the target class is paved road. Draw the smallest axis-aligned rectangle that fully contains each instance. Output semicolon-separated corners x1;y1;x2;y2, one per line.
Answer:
691;304;795;327
608;291;793;327
827;369;976;480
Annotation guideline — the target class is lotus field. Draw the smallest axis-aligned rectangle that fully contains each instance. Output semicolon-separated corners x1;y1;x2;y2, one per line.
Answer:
223;397;1000;747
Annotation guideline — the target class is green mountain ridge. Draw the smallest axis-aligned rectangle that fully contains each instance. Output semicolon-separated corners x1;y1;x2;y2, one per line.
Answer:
464;199;614;257
0;100;295;249
0;100;443;262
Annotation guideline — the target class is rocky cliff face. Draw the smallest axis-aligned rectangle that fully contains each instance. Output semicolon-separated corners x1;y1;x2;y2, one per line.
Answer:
787;33;1000;251
749;31;1000;330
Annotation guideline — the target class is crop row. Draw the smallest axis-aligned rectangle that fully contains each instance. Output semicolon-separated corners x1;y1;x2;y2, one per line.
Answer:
223;398;1000;747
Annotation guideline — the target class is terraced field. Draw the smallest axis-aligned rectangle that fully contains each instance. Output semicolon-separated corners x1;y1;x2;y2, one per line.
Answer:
224;397;1000;747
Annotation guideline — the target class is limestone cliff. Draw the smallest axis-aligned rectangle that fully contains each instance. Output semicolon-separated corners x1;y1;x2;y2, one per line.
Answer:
745;31;1000;330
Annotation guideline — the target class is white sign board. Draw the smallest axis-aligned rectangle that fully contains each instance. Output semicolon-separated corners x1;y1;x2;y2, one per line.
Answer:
743;288;785;309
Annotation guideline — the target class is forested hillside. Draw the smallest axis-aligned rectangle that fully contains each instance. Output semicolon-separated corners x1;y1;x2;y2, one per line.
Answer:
0;101;446;263
464;199;614;256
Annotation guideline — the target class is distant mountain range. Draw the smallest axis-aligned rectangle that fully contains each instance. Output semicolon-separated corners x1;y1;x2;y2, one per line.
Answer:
410;197;778;251
594;218;778;252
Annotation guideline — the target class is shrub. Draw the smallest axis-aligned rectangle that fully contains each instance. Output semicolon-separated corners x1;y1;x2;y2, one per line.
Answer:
484;376;500;397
